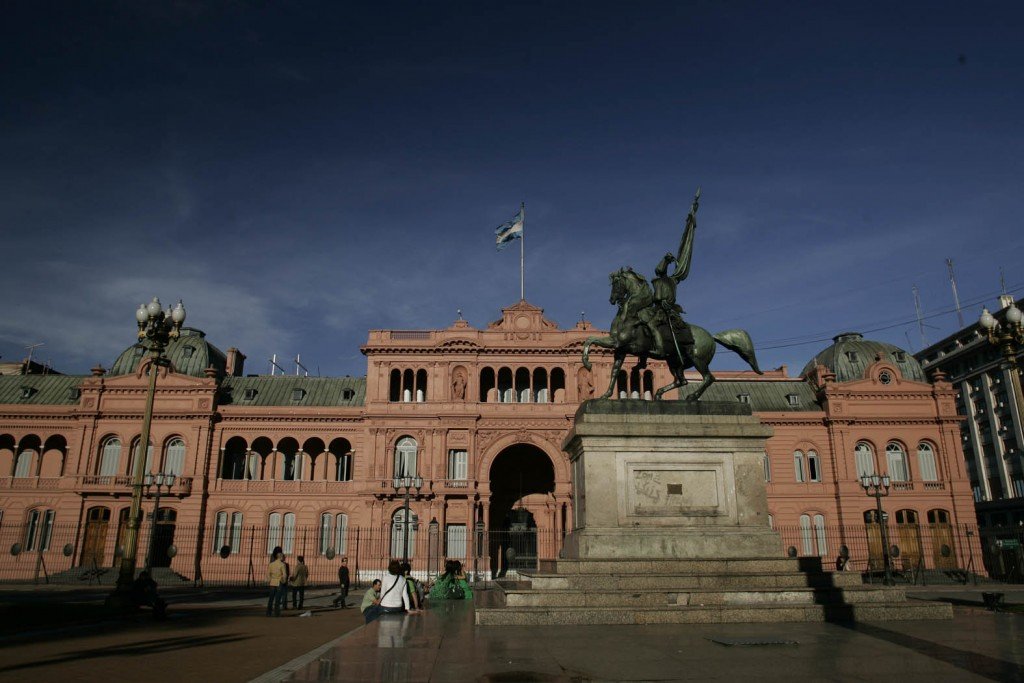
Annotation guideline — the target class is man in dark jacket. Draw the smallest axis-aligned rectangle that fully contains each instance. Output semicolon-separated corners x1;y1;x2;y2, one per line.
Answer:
332;557;351;608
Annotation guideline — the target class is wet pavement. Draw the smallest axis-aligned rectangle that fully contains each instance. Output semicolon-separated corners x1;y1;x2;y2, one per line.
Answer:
270;591;1024;683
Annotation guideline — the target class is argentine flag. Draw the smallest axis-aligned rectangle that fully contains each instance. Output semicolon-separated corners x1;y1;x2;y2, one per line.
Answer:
495;207;524;250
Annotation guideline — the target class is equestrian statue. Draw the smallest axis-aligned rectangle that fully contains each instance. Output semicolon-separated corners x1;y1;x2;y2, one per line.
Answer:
582;189;763;401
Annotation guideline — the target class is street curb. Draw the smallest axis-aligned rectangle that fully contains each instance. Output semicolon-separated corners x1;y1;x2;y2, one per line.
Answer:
248;615;368;683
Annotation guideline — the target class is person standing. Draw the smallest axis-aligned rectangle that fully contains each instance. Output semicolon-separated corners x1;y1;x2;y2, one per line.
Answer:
333;557;351;608
290;555;309;610
266;548;287;617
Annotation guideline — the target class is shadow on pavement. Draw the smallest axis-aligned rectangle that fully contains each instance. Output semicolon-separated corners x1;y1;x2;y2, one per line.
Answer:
839;620;1024;682
0;633;253;674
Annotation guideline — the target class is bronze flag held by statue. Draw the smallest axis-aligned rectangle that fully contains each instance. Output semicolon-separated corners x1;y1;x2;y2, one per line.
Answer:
582;189;763;401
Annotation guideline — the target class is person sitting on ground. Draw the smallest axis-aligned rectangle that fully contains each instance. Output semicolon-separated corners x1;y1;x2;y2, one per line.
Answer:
379;559;416;615
130;570;167;619
400;561;424;612
360;579;382;618
428;559;473;600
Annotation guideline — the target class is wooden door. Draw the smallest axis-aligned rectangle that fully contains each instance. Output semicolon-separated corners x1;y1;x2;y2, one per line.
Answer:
81;507;110;567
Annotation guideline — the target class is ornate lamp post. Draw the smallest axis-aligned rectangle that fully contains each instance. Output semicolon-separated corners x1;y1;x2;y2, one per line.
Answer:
979;303;1024;418
392;475;422;563
143;472;177;572
108;298;185;606
860;473;893;586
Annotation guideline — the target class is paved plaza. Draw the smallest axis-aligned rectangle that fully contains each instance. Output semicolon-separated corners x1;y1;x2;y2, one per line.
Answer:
0;586;1022;682
269;587;1024;683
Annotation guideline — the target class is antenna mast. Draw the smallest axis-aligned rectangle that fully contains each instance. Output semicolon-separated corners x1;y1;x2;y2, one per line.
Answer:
912;285;927;347
946;258;964;328
269;354;286;376
295;354;309;377
24;342;44;374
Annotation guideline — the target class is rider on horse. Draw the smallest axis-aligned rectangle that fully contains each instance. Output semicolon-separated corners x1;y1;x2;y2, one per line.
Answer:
644;252;695;362
638;189;701;364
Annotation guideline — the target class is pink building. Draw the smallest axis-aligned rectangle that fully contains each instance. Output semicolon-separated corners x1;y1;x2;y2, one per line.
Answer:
0;302;981;583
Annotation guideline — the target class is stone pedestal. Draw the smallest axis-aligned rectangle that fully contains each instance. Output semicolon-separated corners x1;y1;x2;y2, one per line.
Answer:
561;400;779;560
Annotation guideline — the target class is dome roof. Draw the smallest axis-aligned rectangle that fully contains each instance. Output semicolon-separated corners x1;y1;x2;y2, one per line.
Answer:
800;332;925;383
109;327;227;379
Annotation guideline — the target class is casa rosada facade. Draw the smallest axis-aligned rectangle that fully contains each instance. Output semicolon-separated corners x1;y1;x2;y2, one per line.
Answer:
0;301;982;582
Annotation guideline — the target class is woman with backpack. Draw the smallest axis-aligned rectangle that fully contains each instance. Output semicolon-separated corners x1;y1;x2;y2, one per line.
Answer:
428;559;473;600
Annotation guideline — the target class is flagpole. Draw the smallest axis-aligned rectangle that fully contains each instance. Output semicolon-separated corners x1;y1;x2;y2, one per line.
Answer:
520;202;525;301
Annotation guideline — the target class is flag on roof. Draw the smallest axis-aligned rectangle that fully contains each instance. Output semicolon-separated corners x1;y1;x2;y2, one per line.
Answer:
495;207;524;250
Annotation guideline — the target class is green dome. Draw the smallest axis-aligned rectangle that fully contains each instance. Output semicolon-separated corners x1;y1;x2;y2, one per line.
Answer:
800;332;925;383
110;328;227;378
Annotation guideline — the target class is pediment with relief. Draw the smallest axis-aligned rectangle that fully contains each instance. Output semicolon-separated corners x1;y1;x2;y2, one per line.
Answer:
487;300;559;332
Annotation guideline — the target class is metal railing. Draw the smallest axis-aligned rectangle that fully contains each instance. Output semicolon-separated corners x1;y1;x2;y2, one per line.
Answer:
0;520;1020;586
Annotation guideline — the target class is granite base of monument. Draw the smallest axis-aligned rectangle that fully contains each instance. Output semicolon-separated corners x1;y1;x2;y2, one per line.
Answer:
475;400;952;625
560;400;778;560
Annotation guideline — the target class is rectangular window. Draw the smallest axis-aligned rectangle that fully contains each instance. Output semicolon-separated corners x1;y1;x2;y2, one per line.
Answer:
1013;479;1024;498
813;514;828;556
787;394;800;407
794;452;806;483
24;510;41;551
14;451;32;478
446;524;467;559
40;510;55;551
807;452;820;482
282;513;296;554
214;511;228;552
335;514;348;555
447;450;468;480
319;514;332;554
230;512;243;553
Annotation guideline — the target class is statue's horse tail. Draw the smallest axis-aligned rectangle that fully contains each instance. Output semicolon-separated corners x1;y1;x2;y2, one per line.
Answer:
713;329;764;375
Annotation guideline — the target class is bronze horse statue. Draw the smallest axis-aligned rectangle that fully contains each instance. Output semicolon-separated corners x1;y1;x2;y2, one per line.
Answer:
582;267;763;401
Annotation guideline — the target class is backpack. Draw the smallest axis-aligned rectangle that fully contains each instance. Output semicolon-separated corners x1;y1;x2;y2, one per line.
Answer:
443;580;465;600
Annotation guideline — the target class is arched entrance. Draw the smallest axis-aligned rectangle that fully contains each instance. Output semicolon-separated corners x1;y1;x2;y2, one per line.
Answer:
149;509;177;568
488;443;555;576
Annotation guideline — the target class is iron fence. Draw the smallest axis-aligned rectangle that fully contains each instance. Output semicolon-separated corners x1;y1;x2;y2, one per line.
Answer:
1;519;1020;586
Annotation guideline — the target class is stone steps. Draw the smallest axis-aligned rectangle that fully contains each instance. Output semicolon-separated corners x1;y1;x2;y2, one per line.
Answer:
501;586;905;608
475;601;953;626
546;557;825;575
524;571;864;591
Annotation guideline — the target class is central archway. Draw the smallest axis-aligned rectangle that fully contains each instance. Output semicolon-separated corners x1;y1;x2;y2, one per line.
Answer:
488;443;555;575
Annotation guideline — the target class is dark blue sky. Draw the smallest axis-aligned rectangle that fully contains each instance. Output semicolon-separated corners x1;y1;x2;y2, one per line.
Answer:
2;2;1022;377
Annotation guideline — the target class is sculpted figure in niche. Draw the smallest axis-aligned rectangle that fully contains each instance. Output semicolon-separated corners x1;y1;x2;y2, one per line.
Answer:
450;367;467;401
577;368;594;400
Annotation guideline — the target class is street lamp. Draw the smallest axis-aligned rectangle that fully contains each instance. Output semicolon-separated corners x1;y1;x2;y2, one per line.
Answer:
860;473;894;586
392;475;422;563
143;472;177;572
979;303;1024;419
108;297;185;607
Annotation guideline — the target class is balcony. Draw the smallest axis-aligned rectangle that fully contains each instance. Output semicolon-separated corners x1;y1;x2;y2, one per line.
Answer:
0;476;62;490
74;475;193;496
892;482;915;492
213;479;354;494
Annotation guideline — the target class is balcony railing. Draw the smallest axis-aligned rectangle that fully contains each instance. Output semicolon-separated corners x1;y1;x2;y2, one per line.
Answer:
213;479;353;494
74;475;193;496
0;476;62;490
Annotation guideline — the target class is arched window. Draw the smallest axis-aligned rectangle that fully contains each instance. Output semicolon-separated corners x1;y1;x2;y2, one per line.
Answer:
99;437;121;476
319;512;349;555
394;437;417;478
164;438;185;476
515;367;531;403
917;442;938;481
793;450;806;483
213;510;243;553
415;369;427;402
129;438;153;476
799;513;828;556
13;450;33;478
479;367;496;402
533;368;549;403
25;508;55;551
886;442;910;482
221;437;248;480
497;368;514;402
391;508;417;558
389;369;401;402
267;512;296;554
854;442;875;478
